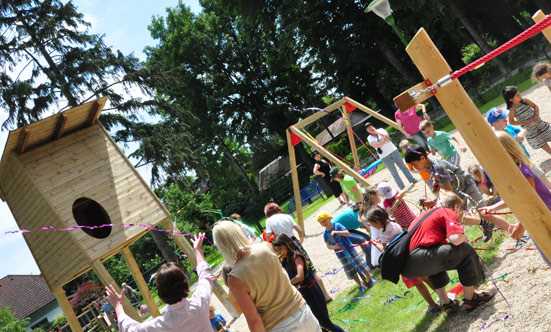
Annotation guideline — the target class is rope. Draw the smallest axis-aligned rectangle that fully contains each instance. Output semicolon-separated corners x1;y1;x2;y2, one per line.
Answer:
412;14;551;97
451;14;551;80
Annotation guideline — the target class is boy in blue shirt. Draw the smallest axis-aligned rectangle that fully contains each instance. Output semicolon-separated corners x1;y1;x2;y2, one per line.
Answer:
209;305;230;332
318;211;375;292
331;204;373;269
420;120;467;166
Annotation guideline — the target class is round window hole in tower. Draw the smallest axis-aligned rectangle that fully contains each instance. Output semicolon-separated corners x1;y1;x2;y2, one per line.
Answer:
72;198;112;239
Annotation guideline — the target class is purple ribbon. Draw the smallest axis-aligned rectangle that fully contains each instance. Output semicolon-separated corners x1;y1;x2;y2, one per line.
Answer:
5;223;211;243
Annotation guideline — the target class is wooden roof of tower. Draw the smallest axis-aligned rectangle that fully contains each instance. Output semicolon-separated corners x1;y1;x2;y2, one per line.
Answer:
0;97;108;201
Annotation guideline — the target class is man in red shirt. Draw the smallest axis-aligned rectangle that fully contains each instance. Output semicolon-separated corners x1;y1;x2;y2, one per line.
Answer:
402;192;495;314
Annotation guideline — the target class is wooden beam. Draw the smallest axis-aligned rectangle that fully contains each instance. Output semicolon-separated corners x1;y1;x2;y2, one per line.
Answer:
533;10;551;44
91;260;143;322
393;81;434;112
121;247;161;317
341;107;360;167
54;113;68;138
406;28;551;258
53;286;83;332
344;97;400;130
88;100;104;125
294;98;345;129
286;129;305;233
18;128;30;154
160;219;240;319
289;126;370;188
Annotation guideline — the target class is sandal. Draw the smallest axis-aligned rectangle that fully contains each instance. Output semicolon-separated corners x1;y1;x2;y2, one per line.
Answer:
442;299;460;314
514;235;531;250
463;291;495;312
425;304;442;314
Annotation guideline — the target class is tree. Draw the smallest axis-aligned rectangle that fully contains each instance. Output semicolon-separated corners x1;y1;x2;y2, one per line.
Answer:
0;305;29;332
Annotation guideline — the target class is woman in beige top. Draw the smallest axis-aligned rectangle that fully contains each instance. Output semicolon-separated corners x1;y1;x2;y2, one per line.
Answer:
213;220;321;332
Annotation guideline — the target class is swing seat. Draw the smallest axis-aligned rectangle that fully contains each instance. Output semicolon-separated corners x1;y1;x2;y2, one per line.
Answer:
361;159;382;178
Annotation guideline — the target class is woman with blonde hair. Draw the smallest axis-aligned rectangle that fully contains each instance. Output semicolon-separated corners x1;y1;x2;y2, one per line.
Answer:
480;131;551;266
213;220;320;332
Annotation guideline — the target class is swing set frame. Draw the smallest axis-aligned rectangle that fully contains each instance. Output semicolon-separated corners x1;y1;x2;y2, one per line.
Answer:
286;96;401;233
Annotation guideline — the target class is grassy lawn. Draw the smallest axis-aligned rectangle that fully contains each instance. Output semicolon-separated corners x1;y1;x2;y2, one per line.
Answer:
325;221;510;332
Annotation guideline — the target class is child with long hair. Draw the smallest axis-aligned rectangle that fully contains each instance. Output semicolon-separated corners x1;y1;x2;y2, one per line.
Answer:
532;61;551;94
357;186;383;267
365;206;441;313
502;85;551;155
480;131;551;266
271;234;345;332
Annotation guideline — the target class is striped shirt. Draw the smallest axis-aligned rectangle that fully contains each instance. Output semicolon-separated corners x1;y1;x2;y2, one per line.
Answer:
384;195;417;229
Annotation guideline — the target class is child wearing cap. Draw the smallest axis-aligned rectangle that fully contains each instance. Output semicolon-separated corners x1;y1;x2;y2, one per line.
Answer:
317;211;375;292
486;107;551;190
419;120;467;166
377;182;417;229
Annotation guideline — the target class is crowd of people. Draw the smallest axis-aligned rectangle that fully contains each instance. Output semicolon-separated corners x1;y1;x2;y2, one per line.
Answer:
100;61;551;332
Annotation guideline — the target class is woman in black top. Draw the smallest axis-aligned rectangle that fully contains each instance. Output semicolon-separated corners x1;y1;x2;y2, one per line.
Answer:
272;234;345;332
313;152;347;205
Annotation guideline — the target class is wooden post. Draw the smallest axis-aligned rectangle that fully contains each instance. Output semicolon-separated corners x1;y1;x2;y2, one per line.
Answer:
159;219;240;319
289;126;370;188
91;260;142;322
342;106;360;168
53;286;84;332
533;10;551;44
286;129;305;233
120;247;161;317
406;28;551;258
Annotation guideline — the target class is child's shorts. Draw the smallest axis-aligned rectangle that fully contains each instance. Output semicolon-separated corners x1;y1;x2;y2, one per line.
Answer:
337;249;370;280
402;276;421;289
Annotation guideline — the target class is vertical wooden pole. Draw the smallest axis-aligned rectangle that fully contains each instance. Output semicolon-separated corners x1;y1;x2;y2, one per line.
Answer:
342;106;360;168
533;10;551;44
406;28;551;258
53;286;83;332
91;260;142;322
289;126;371;188
159;220;240;319
286;129;305;233
120;247;161;317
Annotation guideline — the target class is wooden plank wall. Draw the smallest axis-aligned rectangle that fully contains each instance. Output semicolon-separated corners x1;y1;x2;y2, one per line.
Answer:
0;153;90;289
19;125;169;262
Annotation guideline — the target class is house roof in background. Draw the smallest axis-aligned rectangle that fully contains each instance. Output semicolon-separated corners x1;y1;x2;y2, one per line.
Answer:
315;111;375;146
0;275;56;319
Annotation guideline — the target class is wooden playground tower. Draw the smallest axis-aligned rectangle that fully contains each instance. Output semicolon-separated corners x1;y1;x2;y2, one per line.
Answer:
287;10;551;260
0;98;235;331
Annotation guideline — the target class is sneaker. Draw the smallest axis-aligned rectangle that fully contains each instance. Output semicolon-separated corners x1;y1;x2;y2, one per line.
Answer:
365;278;377;289
480;218;494;242
358;286;367;293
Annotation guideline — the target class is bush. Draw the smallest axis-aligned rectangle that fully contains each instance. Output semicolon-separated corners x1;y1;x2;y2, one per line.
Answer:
69;281;104;313
51;314;67;327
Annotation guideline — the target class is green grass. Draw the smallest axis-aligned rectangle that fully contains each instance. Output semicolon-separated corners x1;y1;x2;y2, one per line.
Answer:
325;222;510;332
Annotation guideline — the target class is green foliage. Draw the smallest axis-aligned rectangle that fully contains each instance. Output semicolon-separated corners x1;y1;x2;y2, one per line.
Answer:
461;43;483;64
51;314;67;327
0;305;29;332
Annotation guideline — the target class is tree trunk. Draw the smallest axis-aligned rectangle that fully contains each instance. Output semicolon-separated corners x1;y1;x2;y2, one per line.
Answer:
217;137;258;193
376;39;417;85
150;231;180;262
444;0;509;76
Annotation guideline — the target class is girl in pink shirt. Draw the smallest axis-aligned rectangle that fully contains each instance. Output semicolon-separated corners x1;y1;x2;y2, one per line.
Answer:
105;233;214;332
395;103;431;151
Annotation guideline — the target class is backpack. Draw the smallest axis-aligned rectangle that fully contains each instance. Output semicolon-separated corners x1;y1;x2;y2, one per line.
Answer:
378;208;439;284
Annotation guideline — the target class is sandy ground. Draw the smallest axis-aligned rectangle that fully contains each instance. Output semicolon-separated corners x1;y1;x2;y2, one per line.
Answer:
209;83;551;332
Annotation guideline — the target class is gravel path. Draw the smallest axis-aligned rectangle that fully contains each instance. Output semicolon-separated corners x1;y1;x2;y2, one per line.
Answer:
209;83;551;332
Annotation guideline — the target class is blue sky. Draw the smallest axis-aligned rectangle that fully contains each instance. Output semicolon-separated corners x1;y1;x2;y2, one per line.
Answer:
0;0;201;279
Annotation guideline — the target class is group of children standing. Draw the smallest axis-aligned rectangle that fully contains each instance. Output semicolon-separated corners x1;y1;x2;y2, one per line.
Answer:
305;61;551;318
